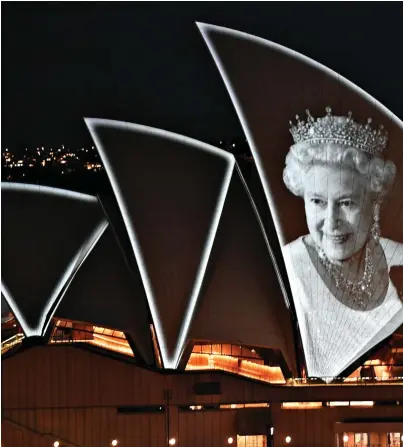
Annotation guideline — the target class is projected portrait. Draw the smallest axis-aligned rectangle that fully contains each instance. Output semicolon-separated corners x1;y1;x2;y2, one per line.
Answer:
282;107;403;378
198;23;403;381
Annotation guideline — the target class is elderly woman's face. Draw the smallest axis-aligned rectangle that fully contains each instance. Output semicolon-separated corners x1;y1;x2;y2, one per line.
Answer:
303;164;374;262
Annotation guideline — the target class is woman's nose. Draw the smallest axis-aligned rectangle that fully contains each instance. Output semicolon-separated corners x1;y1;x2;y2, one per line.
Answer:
324;203;339;231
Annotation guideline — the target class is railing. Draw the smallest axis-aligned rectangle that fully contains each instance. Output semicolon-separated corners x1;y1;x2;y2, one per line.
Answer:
50;327;134;357
342;444;402;447
289;376;403;386
1;333;24;355
3;416;84;447
186;366;403;386
2;330;403;387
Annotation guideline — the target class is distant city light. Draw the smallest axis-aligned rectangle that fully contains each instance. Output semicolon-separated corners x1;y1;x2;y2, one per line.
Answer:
2;139;252;181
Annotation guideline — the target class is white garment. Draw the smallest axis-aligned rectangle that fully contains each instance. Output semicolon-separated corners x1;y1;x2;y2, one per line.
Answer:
283;236;403;379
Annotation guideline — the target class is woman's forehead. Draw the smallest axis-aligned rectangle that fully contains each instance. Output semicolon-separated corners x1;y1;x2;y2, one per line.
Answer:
303;164;368;196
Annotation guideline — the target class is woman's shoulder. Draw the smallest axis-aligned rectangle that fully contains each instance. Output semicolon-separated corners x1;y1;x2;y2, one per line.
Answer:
282;236;309;262
282;236;313;289
380;237;403;266
283;235;306;252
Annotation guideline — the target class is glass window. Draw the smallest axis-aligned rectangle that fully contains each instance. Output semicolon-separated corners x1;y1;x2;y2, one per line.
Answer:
237;435;267;447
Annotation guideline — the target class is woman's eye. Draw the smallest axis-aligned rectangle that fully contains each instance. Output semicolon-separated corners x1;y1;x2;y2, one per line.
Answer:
340;200;352;208
311;198;325;206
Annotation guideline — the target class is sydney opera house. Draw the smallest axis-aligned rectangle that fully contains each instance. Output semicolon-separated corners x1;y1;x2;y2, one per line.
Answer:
2;24;403;447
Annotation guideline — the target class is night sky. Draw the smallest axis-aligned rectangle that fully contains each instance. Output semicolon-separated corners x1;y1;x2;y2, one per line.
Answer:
2;3;403;150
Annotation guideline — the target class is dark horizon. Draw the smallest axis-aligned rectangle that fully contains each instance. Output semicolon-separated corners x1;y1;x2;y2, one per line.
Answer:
2;3;403;149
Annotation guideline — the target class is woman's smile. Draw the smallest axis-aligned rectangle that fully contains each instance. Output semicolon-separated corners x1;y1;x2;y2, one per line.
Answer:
324;233;349;244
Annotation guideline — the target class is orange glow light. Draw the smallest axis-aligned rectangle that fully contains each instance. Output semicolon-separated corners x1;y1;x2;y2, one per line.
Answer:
282;402;322;410
186;353;285;384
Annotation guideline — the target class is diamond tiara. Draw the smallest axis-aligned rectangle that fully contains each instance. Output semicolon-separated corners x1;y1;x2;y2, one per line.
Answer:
289;107;388;156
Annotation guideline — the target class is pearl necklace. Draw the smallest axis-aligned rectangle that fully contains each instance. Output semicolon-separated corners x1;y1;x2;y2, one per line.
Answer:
316;243;375;310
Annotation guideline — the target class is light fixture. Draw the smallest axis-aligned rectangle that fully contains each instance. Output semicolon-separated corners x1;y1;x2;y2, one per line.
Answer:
111;440;118;446
169;438;176;445
343;435;349;443
227;437;234;445
285;436;291;444
53;442;60;447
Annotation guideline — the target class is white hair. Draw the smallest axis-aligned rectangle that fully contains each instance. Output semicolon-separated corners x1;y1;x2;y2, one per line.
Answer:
283;142;397;200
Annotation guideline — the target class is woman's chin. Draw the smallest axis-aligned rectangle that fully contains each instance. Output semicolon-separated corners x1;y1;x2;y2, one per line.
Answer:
320;243;352;262
322;246;356;263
